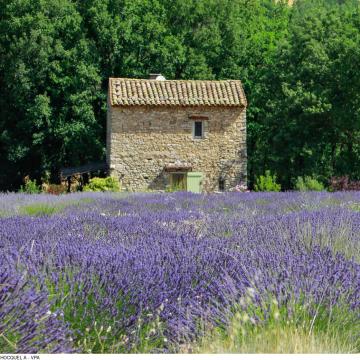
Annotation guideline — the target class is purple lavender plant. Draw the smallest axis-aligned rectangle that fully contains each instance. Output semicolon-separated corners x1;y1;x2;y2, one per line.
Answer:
0;191;359;352
0;269;74;353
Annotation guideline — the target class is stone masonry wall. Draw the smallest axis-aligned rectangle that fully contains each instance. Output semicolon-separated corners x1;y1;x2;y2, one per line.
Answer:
107;105;247;192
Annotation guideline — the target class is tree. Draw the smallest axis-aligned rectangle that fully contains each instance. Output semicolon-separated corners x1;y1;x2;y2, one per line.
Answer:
0;0;103;188
249;0;360;188
1;0;359;190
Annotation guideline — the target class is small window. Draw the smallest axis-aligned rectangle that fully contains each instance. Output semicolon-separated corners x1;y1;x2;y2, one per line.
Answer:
193;121;203;139
219;178;225;191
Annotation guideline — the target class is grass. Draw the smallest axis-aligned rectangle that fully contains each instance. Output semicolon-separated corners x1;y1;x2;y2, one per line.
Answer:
349;202;360;212
19;197;95;217
192;320;356;353
20;203;66;216
185;297;359;354
0;210;9;217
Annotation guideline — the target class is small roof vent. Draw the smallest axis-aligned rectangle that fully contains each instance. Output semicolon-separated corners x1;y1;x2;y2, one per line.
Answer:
149;73;166;81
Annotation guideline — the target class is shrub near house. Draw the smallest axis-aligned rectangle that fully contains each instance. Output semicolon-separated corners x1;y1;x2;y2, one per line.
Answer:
254;171;281;192
295;176;324;191
83;177;120;192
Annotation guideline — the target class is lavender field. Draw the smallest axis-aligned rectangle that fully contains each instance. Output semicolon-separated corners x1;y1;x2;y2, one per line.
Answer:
1;191;359;353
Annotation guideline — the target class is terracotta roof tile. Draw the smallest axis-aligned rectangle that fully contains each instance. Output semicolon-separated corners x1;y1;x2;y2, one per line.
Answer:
109;78;247;107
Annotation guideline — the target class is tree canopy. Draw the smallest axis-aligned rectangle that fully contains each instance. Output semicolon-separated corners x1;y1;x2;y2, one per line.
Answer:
0;0;359;190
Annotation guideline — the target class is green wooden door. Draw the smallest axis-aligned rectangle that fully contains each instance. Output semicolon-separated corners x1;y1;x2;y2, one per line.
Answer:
187;172;203;193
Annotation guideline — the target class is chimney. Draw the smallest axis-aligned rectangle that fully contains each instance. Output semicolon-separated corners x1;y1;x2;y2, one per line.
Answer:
149;73;166;80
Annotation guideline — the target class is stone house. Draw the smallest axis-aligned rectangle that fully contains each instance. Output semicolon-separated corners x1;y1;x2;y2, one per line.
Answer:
107;74;247;192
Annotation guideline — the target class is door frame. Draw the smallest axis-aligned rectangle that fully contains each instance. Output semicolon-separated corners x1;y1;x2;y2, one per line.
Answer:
169;172;187;191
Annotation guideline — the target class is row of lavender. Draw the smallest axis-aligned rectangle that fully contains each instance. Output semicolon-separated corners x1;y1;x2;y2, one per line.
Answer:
1;192;359;353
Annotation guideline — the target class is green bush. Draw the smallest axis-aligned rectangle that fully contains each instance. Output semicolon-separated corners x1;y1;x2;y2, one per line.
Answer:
83;177;120;192
254;170;281;192
295;176;325;191
19;179;41;194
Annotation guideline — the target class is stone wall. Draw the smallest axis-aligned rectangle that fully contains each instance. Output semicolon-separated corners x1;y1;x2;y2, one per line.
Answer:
107;105;247;192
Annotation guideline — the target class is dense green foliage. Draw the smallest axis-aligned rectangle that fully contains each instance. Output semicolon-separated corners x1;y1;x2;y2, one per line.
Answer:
254;170;281;192
19;179;41;194
295;176;325;191
1;0;359;190
83;176;120;192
